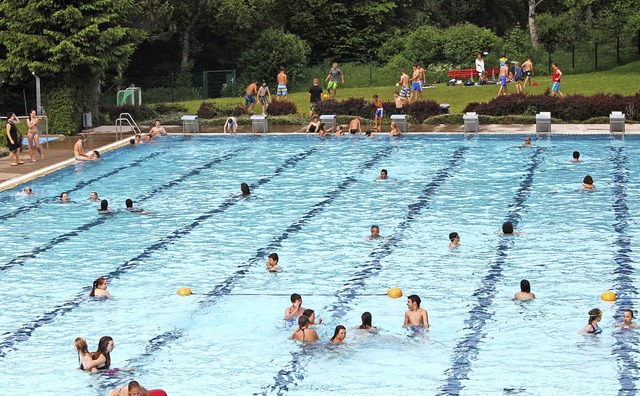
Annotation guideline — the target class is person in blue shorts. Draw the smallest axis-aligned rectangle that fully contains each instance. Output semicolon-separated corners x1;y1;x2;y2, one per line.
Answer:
514;62;523;94
244;80;258;113
497;63;509;96
277;68;288;102
410;64;423;101
373;94;383;132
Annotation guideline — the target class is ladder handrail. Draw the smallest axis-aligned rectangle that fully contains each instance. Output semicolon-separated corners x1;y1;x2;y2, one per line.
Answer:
115;113;141;140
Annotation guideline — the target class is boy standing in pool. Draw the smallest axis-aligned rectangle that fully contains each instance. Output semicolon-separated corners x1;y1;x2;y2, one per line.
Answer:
285;293;306;319
266;253;280;272
404;294;429;328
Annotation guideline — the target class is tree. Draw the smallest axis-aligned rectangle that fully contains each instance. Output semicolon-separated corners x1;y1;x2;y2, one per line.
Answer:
0;0;144;131
237;28;310;86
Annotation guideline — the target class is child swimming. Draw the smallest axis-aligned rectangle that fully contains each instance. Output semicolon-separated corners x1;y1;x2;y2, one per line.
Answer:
615;309;639;330
579;308;603;335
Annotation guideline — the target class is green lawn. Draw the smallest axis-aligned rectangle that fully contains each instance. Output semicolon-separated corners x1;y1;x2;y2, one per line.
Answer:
174;61;640;115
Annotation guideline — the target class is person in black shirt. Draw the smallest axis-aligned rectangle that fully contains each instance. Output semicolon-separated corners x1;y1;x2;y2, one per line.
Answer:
308;78;324;116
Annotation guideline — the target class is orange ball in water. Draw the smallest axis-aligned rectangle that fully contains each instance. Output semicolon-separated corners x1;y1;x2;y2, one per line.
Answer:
177;287;192;296
601;291;616;301
387;287;403;298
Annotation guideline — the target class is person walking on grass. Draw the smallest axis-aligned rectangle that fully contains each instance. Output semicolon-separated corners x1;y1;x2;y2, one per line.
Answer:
551;63;564;97
245;80;258;113
308;78;323;117
257;82;271;115
325;62;344;99
277;68;288;102
522;57;534;87
497;62;509;96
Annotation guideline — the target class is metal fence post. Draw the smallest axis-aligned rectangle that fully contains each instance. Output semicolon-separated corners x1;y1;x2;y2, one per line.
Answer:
572;44;575;70
595;42;598;71
369;58;373;86
616;36;620;65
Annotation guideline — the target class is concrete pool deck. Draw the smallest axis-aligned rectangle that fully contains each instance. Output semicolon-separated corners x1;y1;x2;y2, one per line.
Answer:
1;123;638;192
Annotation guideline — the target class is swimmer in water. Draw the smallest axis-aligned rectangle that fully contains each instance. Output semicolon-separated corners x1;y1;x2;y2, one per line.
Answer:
449;232;460;250
615;309;639;329
404;294;429;329
125;198;144;213
97;199;111;213
303;308;323;325
366;225;383;241
129;139;136;146
89;336;114;372
358;311;374;330
240;182;251;196
285;293;306;319
502;221;514;235
60;192;70;202
330;325;347;343
266;252;280;272
579;308;603;335
135;135;143;144
571;151;580;162
74;337;93;371
108;381;150;396
90;277;111;298
376;169;388;180
514;279;535;300
87;192;100;201
291;315;319;342
522;136;532;146
22;187;34;195
582;175;595;190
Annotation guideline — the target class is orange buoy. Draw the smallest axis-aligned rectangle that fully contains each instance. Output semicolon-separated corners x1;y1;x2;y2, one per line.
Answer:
177;287;192;296
387;287;403;299
601;290;616;301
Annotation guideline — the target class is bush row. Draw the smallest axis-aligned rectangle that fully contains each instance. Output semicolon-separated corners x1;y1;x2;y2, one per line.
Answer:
464;93;640;122
196;100;299;118
314;98;441;123
98;103;188;125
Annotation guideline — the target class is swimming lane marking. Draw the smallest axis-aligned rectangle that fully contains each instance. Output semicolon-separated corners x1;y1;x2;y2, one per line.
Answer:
0;149;242;272
0;152;163;222
265;146;469;395
610;146;639;395
0;148;317;357
436;148;544;396
96;147;396;391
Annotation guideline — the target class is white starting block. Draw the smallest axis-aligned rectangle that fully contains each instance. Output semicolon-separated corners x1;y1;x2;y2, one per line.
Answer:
251;115;268;133
390;114;408;133
319;114;336;133
181;115;199;135
610;111;625;133
463;112;479;133
536;112;551;133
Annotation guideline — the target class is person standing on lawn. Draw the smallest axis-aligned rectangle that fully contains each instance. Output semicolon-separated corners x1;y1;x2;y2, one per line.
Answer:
325;62;344;99
551;63;564;97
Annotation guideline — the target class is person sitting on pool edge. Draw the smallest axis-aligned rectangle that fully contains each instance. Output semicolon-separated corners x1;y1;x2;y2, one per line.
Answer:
583;175;595;190
266;252;280;272
366;225;383;240
572;151;580;162
330;325;346;343
108;381;151;396
376;169;388;180
579;308;603;335
514;279;535;300
285;293;306;319
73;135;96;161
404;294;429;329
303;308;323;325
449;232;460;250
291;315;319;342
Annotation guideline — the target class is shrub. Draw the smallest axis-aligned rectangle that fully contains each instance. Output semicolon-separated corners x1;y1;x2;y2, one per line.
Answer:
405;100;442;123
197;102;224;118
266;100;298;116
47;87;80;135
464;93;635;122
440;23;503;67
98;104;158;124
152;103;188;114
314;98;368;116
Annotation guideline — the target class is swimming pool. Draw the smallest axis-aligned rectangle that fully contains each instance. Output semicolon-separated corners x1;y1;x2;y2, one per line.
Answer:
0;134;638;395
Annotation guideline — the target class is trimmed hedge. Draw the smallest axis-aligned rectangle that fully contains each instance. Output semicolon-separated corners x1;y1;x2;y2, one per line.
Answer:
266;100;298;116
464;93;640;122
314;97;441;123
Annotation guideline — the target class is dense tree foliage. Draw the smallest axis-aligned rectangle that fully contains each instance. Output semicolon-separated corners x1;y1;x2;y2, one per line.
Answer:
0;0;638;131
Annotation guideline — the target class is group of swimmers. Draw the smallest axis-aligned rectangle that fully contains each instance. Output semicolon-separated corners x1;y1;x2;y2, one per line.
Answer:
53;190;145;213
304;115;401;137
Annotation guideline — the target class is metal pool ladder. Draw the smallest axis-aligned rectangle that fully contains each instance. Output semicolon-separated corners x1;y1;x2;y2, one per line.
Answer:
115;113;142;140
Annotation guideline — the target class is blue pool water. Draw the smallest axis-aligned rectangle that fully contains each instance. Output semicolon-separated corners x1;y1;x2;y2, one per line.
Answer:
0;134;639;395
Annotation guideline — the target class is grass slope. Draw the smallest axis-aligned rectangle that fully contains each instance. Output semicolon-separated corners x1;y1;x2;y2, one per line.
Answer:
175;61;640;115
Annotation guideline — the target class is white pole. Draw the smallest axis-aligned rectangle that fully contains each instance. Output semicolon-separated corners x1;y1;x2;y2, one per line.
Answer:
32;72;42;115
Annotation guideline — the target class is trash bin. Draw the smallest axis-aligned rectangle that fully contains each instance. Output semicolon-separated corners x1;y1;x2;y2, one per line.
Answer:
440;104;450;114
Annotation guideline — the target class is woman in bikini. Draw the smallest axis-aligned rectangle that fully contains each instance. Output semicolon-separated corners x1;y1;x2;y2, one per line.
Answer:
291;315;318;342
579;308;603;335
26;109;43;161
